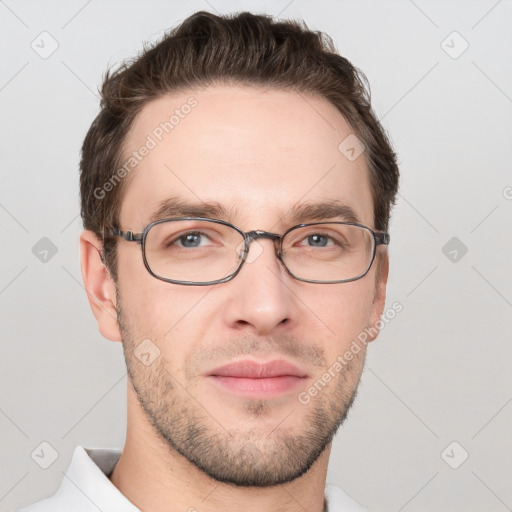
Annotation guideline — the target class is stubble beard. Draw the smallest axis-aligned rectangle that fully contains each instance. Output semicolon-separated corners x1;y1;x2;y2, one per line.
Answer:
116;294;365;488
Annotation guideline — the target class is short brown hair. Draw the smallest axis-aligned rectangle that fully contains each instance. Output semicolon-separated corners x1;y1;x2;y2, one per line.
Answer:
80;10;399;281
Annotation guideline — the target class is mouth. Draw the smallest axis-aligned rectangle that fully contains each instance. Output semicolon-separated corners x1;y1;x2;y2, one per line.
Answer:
206;359;308;398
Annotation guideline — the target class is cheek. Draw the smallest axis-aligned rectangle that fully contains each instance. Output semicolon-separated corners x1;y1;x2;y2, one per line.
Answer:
118;281;201;340
306;279;375;349
115;255;210;369
117;245;186;326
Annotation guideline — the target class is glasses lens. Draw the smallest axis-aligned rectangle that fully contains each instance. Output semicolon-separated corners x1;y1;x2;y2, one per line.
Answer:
282;223;374;282
145;220;244;283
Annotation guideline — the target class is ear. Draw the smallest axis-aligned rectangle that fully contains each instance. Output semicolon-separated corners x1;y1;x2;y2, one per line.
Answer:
79;230;122;342
367;249;389;342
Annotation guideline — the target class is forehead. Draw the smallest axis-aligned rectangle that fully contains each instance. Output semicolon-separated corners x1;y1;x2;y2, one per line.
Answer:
119;85;373;229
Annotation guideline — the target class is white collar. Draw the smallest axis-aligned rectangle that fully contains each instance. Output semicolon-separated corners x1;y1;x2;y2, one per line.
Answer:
18;446;369;512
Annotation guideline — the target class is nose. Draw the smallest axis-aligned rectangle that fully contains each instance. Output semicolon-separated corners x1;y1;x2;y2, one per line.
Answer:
222;237;297;335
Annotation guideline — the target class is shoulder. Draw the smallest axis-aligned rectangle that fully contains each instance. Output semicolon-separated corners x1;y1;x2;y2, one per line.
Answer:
11;445;127;512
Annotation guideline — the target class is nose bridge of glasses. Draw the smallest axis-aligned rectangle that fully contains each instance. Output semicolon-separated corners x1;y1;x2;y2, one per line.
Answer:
242;230;282;258
246;230;280;241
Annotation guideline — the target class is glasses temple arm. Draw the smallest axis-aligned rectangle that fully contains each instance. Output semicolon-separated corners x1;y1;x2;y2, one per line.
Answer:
374;232;390;246
110;227;143;243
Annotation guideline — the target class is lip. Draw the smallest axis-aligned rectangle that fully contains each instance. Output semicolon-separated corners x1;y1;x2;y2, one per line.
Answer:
206;359;308;398
207;359;308;378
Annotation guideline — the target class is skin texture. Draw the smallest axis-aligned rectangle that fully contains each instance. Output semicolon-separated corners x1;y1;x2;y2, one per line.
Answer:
80;85;389;512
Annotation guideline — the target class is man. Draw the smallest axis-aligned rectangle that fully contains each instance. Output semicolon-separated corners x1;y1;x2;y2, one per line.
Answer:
17;10;399;512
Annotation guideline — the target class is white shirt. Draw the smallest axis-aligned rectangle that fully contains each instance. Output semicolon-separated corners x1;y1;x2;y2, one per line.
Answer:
14;446;370;512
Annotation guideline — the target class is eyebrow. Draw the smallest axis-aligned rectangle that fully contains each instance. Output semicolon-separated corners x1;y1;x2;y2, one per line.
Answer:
286;200;361;225
147;197;361;226
148;196;236;224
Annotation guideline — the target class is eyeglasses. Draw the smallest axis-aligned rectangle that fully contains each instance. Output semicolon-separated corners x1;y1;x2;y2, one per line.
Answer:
110;217;390;286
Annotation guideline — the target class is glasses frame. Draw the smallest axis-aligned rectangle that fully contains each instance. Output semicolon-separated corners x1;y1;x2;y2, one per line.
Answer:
110;217;390;286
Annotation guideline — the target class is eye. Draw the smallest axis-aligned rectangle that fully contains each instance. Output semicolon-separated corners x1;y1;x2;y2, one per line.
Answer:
302;234;332;247
170;231;213;248
297;232;346;249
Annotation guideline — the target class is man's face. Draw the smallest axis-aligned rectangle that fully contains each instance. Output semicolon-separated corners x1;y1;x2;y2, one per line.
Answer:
113;85;386;486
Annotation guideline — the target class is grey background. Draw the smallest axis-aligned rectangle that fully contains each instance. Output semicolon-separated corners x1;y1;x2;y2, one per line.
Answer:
1;0;511;511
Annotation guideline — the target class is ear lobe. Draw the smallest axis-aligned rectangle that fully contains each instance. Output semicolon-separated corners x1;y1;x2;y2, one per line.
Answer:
367;250;389;343
79;230;122;342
